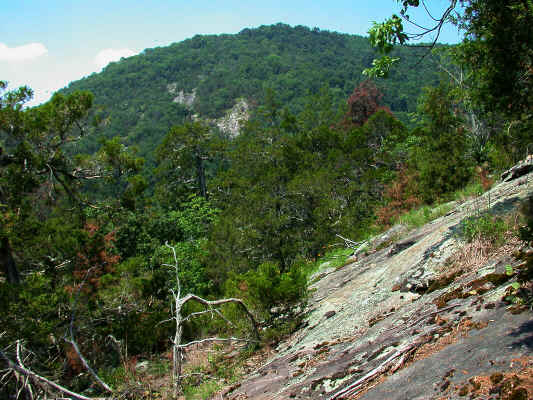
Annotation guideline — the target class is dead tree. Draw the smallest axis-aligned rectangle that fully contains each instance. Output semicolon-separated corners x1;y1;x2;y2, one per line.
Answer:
163;243;260;397
0;340;108;400
66;267;114;394
0;268;114;399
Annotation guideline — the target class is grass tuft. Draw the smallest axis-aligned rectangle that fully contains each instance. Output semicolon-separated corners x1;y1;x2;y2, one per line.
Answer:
394;203;454;229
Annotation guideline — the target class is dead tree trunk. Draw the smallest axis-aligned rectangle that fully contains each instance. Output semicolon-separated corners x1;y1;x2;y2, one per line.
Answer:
164;243;260;396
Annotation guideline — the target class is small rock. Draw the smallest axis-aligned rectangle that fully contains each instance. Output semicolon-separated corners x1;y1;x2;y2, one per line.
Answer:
224;350;240;359
135;360;149;371
500;158;533;182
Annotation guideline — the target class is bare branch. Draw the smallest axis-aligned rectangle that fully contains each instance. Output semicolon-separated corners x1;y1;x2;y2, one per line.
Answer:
179;372;208;379
182;307;236;328
178;337;256;349
181;309;215;322
0;348;105;400
422;0;440;22
180;294;260;342
163;242;260;396
327;333;433;399
336;234;364;250
68;267;113;394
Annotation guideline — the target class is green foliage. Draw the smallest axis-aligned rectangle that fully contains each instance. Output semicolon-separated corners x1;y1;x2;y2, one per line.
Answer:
453;182;484;202
396;203;454;229
114;196;218;296
225;261;307;315
458;0;533;119
0;273;67;350
368;15;408;54
363;56;400;78
156;121;220;200
411;83;473;202
459;214;508;245
206;89;407;284
61;24;443;164
183;380;221;400
85;136;147;208
370;0;533;144
305;248;354;282
5;12;530;391
364;15;407;77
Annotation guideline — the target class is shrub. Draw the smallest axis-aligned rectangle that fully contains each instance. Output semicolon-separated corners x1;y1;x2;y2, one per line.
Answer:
225;261;307;316
460;214;508;245
375;165;421;226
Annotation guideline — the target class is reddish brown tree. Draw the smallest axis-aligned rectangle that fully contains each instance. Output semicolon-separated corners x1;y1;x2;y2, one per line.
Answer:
342;80;390;128
375;165;421;227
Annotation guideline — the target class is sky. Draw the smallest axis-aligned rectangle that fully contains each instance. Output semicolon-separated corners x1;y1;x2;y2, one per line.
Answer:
0;0;464;106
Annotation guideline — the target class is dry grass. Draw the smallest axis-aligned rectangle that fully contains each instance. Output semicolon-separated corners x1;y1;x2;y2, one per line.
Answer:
438;231;522;279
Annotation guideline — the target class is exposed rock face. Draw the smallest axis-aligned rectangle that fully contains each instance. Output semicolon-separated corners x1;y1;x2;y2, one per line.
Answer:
501;155;533;182
164;84;249;137
216;98;249;138
166;83;196;108
220;169;533;400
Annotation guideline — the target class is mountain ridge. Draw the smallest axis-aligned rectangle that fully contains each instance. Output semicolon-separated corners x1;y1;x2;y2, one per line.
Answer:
61;23;444;159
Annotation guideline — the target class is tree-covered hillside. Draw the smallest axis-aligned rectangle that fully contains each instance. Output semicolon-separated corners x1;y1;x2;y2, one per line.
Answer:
4;5;531;397
62;23;442;158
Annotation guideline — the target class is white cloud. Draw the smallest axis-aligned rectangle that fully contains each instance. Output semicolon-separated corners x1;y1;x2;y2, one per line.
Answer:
0;42;48;62
94;48;138;70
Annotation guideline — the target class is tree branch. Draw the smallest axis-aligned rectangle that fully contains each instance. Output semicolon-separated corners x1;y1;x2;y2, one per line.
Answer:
0;348;106;400
68;268;113;394
180;294;260;342
178;337;256;349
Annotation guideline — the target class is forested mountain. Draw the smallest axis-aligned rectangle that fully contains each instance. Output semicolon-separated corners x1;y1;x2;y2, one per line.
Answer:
2;5;532;398
62;23;442;158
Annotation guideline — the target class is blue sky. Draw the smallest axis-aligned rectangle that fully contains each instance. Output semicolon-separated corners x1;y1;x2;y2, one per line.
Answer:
0;0;463;106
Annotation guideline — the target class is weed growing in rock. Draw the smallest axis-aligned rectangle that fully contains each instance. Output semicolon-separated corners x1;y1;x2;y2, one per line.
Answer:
460;214;509;245
305;247;354;281
395;203;454;229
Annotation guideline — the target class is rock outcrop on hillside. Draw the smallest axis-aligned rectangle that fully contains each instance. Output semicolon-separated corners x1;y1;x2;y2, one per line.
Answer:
221;169;533;399
216;99;249;138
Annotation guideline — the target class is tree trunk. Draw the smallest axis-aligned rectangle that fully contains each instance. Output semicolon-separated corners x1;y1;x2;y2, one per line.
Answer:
173;294;184;398
0;237;20;284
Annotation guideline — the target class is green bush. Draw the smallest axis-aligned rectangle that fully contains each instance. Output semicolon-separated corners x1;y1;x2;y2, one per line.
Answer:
460;214;508;244
225;261;307;314
183;380;220;400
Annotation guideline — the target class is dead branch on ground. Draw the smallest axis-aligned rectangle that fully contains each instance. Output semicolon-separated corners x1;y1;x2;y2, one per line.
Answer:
0;341;108;400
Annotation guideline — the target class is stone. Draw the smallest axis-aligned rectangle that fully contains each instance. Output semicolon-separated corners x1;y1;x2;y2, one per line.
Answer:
324;310;336;319
135;360;149;371
501;156;533;182
216;98;249;138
